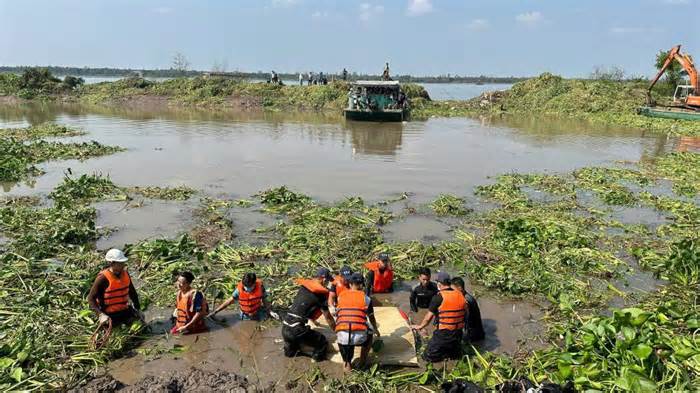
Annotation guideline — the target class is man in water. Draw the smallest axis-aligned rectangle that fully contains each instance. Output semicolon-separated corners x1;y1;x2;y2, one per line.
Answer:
410;267;438;313
88;249;143;328
365;253;394;295
281;268;337;361
411;272;467;362
451;276;485;342
335;273;380;372
209;272;273;321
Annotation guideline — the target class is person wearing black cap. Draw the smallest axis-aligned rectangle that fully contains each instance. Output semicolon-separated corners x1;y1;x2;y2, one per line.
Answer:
328;265;353;311
364;253;394;295
335;273;380;372
411;272;467;362
451;276;485;342
282;268;337;361
409;267;438;313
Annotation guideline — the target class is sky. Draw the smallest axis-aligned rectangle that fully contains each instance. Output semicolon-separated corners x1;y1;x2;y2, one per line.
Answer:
0;0;698;77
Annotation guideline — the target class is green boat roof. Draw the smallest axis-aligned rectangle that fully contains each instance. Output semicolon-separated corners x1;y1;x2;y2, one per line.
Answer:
353;81;401;87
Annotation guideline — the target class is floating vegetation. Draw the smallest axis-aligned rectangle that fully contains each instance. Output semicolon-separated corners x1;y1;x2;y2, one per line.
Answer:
651;152;700;197
127;185;197;200
430;194;470;216
1;150;699;390
0;122;85;141
0;138;123;182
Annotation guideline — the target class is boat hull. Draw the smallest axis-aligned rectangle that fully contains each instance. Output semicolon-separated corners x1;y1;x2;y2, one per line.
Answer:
638;106;700;121
344;109;407;122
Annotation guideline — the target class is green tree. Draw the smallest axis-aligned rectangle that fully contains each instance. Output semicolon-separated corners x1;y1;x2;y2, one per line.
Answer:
655;49;683;89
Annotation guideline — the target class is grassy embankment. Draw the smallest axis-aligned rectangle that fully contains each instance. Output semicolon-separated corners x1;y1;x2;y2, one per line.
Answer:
413;73;700;136
1;122;698;391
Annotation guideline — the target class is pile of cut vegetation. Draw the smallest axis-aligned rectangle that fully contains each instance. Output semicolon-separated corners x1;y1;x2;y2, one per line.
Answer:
477;73;700;135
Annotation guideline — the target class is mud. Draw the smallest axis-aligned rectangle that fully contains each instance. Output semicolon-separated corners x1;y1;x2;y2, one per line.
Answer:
73;368;262;392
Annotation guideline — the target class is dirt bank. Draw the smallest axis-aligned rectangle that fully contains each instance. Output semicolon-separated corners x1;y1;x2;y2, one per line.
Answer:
72;368;265;392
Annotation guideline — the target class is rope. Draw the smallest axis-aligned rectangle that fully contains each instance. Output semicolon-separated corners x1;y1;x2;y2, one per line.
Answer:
90;319;113;350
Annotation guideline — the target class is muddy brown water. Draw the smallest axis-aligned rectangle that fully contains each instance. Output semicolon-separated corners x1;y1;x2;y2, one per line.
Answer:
0;103;688;387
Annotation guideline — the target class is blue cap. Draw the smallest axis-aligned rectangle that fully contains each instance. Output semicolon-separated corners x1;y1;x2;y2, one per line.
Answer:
349;272;365;285
378;253;390;262
316;267;332;281
339;265;353;278
436;271;451;284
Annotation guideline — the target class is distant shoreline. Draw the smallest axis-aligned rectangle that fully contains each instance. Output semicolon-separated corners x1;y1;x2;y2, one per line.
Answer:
0;65;528;84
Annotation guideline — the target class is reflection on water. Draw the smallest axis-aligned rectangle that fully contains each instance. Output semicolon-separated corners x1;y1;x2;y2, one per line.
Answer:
0;103;682;203
346;120;404;157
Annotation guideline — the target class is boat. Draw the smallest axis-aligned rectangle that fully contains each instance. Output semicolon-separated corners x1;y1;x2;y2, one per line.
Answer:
637;106;700;121
344;81;409;122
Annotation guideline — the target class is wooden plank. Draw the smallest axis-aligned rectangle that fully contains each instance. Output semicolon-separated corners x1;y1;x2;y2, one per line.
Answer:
312;306;419;367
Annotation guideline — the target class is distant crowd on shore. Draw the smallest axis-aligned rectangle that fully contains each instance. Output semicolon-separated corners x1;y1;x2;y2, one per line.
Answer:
267;63;391;86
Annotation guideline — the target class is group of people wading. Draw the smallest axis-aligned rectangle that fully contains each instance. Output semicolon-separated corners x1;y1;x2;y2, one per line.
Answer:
89;249;484;372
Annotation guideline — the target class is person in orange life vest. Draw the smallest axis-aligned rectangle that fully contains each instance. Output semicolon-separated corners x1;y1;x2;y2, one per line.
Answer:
210;272;272;321
87;249;143;327
170;271;209;334
411;272;468;362
451;276;485;343
328;265;353;312
335;273;380;373
364;253;393;295
282;268;336;361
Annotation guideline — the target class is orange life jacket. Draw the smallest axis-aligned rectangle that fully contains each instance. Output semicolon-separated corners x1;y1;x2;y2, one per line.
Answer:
175;289;209;333
237;279;264;316
101;269;131;314
437;289;466;331
332;275;349;297
364;260;393;293
294;278;329;321
335;289;368;332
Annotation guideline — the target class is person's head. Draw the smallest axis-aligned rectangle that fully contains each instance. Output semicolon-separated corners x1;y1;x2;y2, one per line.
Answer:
418;267;431;287
177;271;195;291
339;265;353;282
436;271;451;289
377;253;390;270
316;267;333;286
348;272;365;290
242;272;257;289
451;277;465;293
105;249;128;275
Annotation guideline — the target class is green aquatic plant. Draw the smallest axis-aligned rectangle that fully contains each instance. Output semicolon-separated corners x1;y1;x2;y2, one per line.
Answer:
257;185;313;213
0;123;85;141
652;151;700;197
49;173;125;208
127;185;197;200
430;194;470;216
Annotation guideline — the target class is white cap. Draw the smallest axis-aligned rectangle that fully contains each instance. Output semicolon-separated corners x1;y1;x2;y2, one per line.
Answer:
105;249;128;263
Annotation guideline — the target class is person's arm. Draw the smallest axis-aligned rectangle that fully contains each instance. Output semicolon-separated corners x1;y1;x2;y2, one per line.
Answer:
412;311;434;331
322;309;336;331
87;274;108;315
328;286;338;308
128;281;140;311
211;290;237;316
262;286;271;310
366;298;379;336
409;286;418;313
412;294;440;330
365;271;374;295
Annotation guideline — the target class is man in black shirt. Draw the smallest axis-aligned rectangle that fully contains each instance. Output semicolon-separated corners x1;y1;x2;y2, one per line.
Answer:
451;276;485;342
282;268;337;361
411;272;467;362
410;267;438;313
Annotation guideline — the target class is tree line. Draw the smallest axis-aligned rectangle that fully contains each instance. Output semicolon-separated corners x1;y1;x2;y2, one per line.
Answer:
0;65;527;84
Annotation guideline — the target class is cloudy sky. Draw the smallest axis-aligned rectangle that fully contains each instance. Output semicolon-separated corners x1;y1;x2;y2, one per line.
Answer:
0;0;698;77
